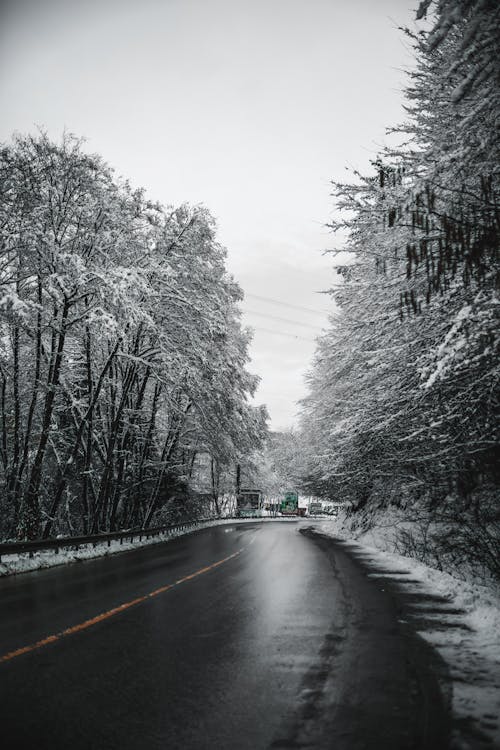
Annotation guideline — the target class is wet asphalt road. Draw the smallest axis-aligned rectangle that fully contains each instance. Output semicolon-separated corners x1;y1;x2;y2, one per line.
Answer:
0;521;449;749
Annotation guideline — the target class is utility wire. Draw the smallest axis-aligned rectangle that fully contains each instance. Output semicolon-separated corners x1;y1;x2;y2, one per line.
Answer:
245;292;330;316
252;326;316;343
243;308;323;331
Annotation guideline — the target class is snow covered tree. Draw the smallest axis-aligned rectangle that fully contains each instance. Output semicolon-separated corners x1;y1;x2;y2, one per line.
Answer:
300;0;499;577
0;132;267;539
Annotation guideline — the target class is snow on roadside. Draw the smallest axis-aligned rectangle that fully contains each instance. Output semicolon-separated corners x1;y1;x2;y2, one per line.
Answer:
309;517;500;750
0;517;292;577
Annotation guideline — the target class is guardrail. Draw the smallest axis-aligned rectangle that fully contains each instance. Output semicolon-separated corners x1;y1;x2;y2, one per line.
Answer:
0;517;220;563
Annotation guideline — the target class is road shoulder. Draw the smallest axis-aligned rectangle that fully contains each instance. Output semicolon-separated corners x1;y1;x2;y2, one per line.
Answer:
303;525;500;750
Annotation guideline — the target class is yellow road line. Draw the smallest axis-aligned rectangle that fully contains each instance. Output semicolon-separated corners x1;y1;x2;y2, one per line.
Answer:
0;549;242;664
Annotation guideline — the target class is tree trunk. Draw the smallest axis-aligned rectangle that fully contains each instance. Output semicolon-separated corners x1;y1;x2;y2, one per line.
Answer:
19;299;69;540
15;275;43;505
142;400;191;529
92;362;137;532
109;367;150;530
42;336;121;537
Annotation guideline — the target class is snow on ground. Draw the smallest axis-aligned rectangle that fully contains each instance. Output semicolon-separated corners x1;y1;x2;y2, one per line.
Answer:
309;516;500;750
0;517;295;577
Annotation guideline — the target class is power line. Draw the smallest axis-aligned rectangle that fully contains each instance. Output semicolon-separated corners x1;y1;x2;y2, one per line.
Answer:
245;293;330;316
243;308;323;331
252;326;316;343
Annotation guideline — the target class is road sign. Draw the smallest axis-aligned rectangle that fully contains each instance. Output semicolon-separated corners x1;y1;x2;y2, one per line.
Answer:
280;491;298;514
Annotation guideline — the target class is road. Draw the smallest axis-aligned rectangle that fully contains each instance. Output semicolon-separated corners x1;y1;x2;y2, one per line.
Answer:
0;521;450;749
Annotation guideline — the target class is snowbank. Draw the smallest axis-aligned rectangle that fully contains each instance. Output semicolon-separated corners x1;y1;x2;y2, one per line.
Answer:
309;516;500;749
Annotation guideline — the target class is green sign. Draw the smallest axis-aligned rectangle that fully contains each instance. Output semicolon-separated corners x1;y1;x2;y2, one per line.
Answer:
280;491;298;512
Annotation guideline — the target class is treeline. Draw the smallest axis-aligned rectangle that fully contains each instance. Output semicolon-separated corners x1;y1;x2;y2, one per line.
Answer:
0;133;267;540
299;0;499;576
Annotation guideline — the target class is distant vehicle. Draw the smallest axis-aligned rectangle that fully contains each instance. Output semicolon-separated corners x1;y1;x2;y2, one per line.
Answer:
280;491;299;516
308;502;323;515
236;488;262;517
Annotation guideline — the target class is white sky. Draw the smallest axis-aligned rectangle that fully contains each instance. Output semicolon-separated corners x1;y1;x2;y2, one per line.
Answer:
0;0;417;429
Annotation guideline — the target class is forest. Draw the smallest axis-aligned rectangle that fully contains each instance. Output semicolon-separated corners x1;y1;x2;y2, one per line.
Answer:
0;0;498;581
294;0;499;578
0;134;267;540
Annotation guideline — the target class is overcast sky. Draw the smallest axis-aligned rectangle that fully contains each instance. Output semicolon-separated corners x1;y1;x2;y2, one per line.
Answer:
0;0;418;429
